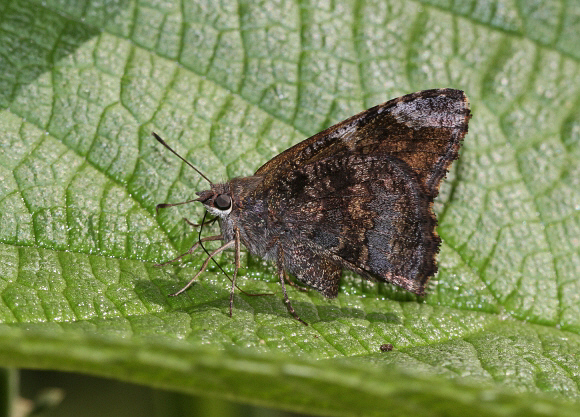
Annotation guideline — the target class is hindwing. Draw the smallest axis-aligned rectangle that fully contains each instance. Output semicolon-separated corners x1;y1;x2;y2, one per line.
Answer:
269;153;437;295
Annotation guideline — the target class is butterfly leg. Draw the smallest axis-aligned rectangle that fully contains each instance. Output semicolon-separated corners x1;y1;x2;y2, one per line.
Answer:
284;274;309;293
155;235;223;267
277;247;308;326
228;228;241;317
183;216;218;228
169;239;235;296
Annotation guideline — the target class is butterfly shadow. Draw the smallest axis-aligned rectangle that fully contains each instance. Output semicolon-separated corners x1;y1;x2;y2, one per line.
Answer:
134;276;404;326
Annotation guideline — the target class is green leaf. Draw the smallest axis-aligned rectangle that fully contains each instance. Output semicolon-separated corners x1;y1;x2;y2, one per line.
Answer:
0;0;579;415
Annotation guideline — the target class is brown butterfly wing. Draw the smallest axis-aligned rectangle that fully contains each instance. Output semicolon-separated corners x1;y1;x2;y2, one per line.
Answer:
256;89;470;295
256;88;470;199
269;153;437;296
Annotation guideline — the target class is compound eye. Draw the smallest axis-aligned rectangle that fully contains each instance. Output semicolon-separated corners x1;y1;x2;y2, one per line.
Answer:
214;194;232;211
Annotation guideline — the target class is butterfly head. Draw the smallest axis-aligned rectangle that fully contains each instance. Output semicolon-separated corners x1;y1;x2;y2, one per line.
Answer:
196;187;233;218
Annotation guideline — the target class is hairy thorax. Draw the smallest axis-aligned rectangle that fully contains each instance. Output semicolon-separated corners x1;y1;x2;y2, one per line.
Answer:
219;177;278;262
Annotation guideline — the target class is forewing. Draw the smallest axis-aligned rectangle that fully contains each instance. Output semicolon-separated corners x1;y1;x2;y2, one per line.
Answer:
270;153;438;295
256;88;470;198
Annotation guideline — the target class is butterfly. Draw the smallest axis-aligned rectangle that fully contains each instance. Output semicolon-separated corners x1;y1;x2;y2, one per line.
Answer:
154;88;471;325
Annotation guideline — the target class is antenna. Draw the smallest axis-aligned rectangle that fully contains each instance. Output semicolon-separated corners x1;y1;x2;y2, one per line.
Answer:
151;132;212;185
